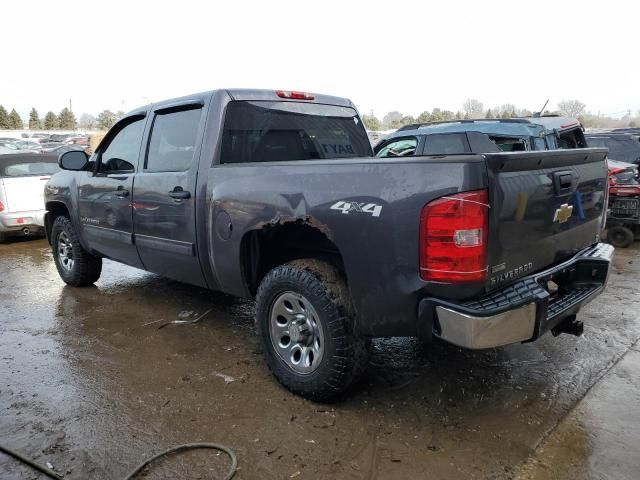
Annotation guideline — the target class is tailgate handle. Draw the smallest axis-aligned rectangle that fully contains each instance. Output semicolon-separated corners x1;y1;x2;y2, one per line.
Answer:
553;171;574;193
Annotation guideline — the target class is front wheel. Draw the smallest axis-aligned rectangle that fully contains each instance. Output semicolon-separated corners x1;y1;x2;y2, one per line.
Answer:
255;259;368;401
607;225;634;248
51;216;102;286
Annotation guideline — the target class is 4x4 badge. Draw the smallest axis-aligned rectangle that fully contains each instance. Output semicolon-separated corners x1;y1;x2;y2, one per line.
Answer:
553;204;573;223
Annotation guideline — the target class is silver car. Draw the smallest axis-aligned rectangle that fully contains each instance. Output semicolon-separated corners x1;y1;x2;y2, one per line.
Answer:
0;153;60;242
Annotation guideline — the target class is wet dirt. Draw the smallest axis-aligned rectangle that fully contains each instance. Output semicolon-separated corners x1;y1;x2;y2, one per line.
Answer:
1;238;640;479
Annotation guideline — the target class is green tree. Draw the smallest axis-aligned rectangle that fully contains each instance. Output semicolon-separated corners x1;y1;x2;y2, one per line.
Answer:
485;108;495;119
417;111;432;124
58;108;77;129
441;110;455;121
455;111;463;120
399;115;416;126
0;105;9;129
501;110;511;118
430;108;444;122
29;108;42;129
44;111;59;130
96;110;117;130
362;112;381;131
8;109;23;129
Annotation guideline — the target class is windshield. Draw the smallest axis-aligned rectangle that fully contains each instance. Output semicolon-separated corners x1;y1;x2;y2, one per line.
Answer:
221;101;372;163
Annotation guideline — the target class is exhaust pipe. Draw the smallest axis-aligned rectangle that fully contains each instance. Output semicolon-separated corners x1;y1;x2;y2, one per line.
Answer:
22;227;30;236
551;315;584;337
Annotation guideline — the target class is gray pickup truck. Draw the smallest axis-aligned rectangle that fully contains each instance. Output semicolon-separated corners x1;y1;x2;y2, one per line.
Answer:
44;89;613;400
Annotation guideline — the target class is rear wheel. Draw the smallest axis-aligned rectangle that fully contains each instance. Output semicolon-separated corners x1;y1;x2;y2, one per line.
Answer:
607;225;634;248
51;216;102;286
0;232;6;243
256;259;368;401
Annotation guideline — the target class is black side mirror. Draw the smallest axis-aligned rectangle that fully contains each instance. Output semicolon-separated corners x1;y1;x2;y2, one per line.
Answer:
59;150;89;171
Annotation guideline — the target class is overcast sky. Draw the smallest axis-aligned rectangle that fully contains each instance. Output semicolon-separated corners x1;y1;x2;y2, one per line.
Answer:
2;0;638;120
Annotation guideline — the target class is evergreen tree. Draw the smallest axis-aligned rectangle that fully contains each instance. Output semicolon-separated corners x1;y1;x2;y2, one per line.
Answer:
8;109;23;129
58;108;77;129
28;108;42;130
96;110;117;130
44;111;59;130
362;112;381;131
0;105;9;129
485;109;495;119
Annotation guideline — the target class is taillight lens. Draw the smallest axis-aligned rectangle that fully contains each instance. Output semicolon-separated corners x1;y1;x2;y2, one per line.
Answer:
420;189;489;282
275;90;315;100
0;201;4;213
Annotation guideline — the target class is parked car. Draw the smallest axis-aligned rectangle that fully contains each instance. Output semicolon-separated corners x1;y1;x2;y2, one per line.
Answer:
608;159;639;185
374;116;587;157
44;89;612;400
586;133;640;165
0;153;60;242
48;134;74;143
64;136;89;146
39;144;85;155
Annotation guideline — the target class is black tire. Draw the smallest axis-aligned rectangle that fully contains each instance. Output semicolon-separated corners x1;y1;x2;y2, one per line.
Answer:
51;216;102;286
255;259;368;401
607;225;634;248
0;232;7;243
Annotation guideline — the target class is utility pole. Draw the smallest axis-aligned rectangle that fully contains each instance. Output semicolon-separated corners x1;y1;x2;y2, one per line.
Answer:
69;98;72;112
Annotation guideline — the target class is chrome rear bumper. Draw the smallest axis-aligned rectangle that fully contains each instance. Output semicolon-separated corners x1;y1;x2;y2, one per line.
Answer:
421;243;614;350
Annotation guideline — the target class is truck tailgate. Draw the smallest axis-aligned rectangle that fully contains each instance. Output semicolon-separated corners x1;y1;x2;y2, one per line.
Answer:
1;176;51;212
485;148;608;289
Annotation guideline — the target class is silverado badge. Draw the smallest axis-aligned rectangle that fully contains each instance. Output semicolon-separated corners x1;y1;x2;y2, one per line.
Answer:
553;204;573;224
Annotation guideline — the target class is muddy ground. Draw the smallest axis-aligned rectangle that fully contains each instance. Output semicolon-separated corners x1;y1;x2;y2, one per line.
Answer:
1;238;639;479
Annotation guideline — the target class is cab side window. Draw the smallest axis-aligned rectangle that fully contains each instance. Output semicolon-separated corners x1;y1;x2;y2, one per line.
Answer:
145;108;202;172
98;118;144;173
375;137;418;157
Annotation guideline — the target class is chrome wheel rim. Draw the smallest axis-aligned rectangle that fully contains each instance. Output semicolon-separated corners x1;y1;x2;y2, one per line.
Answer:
57;231;74;272
269;291;324;375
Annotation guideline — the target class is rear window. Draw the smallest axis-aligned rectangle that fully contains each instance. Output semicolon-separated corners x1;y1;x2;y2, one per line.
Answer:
587;136;640;164
221;101;371;164
0;159;60;177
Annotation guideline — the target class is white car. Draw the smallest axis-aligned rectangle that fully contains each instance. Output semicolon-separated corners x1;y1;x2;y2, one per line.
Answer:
0;153;60;242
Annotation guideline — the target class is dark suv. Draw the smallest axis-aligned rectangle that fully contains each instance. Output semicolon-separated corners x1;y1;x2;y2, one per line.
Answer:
374;116;587;157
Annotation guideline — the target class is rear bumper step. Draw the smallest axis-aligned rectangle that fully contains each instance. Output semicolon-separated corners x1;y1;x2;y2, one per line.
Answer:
419;243;614;349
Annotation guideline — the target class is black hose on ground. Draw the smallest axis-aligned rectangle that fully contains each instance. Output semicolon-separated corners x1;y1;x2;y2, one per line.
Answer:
0;442;238;480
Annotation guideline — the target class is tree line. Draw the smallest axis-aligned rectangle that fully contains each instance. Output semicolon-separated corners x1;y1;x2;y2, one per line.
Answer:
0;106;125;131
362;98;640;131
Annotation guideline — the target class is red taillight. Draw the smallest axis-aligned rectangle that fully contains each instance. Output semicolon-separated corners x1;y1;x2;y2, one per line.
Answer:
0;201;4;213
420;189;489;282
275;90;315;100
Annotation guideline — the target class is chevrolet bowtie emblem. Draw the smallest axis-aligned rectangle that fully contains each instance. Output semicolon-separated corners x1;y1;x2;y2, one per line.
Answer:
553;203;573;223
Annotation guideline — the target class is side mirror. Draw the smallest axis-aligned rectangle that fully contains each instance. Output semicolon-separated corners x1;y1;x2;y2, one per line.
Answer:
59;150;89;171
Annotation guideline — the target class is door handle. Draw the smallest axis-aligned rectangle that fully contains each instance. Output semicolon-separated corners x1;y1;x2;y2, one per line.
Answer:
169;187;191;199
113;189;130;198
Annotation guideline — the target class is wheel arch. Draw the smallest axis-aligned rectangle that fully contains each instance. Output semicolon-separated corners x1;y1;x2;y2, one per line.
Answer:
239;221;347;296
44;201;71;245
